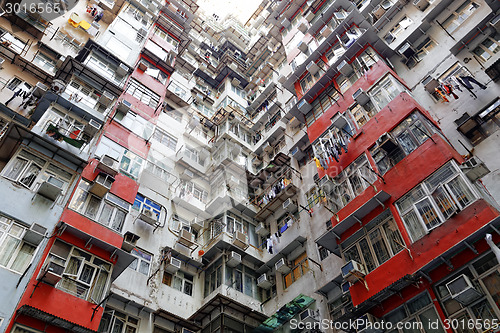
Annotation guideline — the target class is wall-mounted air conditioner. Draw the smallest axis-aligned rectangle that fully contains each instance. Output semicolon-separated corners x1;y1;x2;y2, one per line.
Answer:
283;198;298;212
377;132;398;152
140;207;159;226
122;231;140;252
384;32;396;44
232;231;249;250
489;14;500;32
413;0;429;11
446;274;482;305
353;88;370;105
37;176;64;201
118;99;132;114
305;10;316;22
278;75;286;84
297;21;308;33
23;223;47;245
165;257;182;273
256;222;269;236
227;251;242;267
341;281;351;294
180;169;194;179
99;91;114;106
299;309;319;326
320;25;332;38
275;258;291;274
32;82;48;98
298;41;308;53
98;155;119;176
422;76;440;93
371;5;386;20
257;273;273;289
281;18;290;28
90;173;114;197
337;60;353;76
51;80;66;94
334;11;348;21
38;259;65;285
306;61;319;75
84;119;101;136
297;99;312;114
177;229;195;247
231;77;241;87
116;63;129;76
460;156;490;182
0;57;5;69
341;260;366;283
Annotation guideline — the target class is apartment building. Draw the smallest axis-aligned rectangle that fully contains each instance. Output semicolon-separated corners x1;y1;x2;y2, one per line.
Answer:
0;0;498;332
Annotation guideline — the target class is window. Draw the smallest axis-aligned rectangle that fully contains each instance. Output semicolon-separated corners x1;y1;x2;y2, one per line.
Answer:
318;246;332;261
125;79;161;109
163;104;183;122
33;53;57;74
384;293;445;333
341;211;404;273
204;258;222;297
225;264;260;300
283;252;309;288
85;53;124;86
405;37;438;68
370;112;437;175
132;193;161;220
179;180;208;203
65;79;100;110
305;187;325;210
299;61;326;93
349;102;378;128
456;99;500;146
151;128;177;150
2;148;73;192
128;248;152;275
331;154;378;210
98;308;139;333
6;77;23;91
385;16;413;43
0;216;37;273
115;111;154;140
120;150;144;179
48;239;112;302
307;86;340;126
441;0;479;34
472;33;500;62
396;162;477;242
69;180;130;232
153;26;179;50
163;271;193;296
369;75;406;110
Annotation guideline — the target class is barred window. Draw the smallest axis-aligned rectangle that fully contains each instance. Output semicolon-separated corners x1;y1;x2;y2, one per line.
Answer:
125;79;160;109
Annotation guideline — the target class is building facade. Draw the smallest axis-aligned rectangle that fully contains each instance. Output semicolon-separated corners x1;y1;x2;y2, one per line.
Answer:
0;0;498;332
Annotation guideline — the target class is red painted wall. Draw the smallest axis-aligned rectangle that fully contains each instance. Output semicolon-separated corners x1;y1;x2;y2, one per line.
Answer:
104;122;150;159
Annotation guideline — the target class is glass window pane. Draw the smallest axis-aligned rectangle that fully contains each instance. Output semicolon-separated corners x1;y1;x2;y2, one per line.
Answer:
447;177;474;208
415;198;441;229
369;229;391;264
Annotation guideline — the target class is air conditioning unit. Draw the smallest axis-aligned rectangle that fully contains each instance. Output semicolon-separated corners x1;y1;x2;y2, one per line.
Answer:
298;41;308;53
84;119;101;136
89;173;114;197
121;231;140;252
231;77;241;87
98;155;119;176
32;82;48;98
165;257;182;273
334;11;348;20
283;198;298;212
289;117;301;127
23;223;47;245
0;57;5;69
489;14;500;32
255;222;269;236
138;60;148;72
37;176;64;201
446;274;482;304
51;80;66;94
337;60;353;76
377;132;398;152
352;88;370;105
317;26;332;39
460;156;490;182
297;99;312;114
140;207;159;225
299;309;319;326
318;176;335;194
178;229;195;247
275;258;291;274
232;231;249;250
227;251;242;267
118;99;132;114
341;260;366;283
257;273;273;289
384;32;396;44
305;10;316;22
99;91;114;106
117;63;129;76
56;56;66;68
180;169;194;179
281;18;290;28
252;156;262;166
371;5;386;20
413;0;429;11
306;61;319;75
297;21;308;33
38;259;65;285
341;281;351;294
398;42;416;59
278;75;286;84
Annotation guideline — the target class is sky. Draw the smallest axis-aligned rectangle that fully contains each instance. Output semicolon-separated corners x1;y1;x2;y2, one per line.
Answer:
196;0;262;24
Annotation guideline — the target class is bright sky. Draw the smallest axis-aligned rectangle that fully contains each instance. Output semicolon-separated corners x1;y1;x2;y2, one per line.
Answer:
196;0;262;24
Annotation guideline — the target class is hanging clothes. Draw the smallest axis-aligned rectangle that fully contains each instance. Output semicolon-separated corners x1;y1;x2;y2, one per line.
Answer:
442;84;459;99
458;76;487;90
314;157;325;170
435;87;449;102
455;77;477;99
319;157;328;170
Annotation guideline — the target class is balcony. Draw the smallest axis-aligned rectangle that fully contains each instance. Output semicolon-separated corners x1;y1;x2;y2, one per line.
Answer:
171;186;207;216
174;148;209;174
250;171;299;221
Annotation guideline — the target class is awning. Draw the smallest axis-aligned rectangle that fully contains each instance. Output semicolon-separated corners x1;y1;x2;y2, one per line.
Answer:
17;305;97;333
257;235;307;274
332;190;391;235
188;294;267;323
57;222;135;281
155;309;201;332
316;228;341;256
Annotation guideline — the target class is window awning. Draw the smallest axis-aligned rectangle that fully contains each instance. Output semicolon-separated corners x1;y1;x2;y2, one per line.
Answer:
316;228;341;256
17;305;97;333
57;222;135;281
332;190;391;236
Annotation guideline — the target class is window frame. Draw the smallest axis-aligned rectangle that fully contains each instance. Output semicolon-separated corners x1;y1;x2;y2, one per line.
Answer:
128;248;152;276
